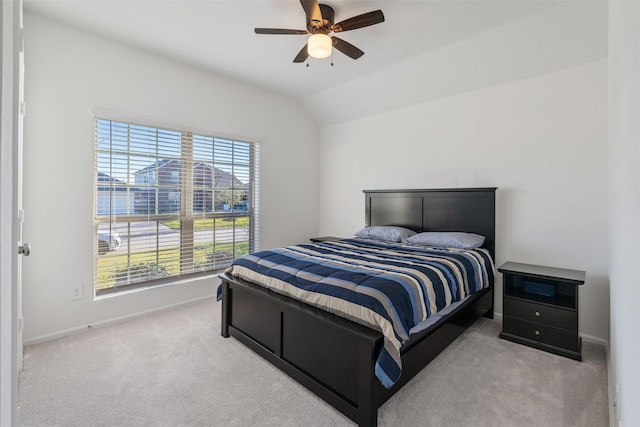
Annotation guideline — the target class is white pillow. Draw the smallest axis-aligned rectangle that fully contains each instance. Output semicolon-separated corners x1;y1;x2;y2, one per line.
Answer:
407;232;485;249
354;226;417;243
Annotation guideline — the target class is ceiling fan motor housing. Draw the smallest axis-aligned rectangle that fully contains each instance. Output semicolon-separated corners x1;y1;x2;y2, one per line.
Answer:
308;4;335;33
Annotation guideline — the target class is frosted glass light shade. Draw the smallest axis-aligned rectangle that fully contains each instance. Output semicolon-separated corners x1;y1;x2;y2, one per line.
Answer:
307;34;332;59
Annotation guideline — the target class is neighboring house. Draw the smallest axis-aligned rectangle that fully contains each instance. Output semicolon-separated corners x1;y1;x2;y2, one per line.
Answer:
96;172;134;216
133;159;247;214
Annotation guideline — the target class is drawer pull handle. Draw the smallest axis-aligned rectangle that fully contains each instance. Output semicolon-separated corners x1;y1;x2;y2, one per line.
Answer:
535;311;540;317
535;330;540;336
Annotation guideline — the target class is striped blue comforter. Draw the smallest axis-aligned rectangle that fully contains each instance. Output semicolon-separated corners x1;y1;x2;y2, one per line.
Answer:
221;238;494;388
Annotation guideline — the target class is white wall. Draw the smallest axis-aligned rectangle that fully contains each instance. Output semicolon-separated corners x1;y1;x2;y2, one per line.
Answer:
21;12;319;343
317;5;609;343
608;2;640;426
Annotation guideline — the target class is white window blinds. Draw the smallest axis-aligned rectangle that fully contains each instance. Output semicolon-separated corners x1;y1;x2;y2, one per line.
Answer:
94;118;259;295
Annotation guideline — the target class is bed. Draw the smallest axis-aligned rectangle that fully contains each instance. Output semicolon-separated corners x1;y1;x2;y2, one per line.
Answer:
218;188;497;427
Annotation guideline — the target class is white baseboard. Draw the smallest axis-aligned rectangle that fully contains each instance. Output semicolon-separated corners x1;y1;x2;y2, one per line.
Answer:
23;295;216;346
606;342;616;427
580;332;608;347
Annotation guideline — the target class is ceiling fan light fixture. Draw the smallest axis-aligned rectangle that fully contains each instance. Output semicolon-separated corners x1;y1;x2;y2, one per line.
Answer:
307;33;332;59
255;1;384;63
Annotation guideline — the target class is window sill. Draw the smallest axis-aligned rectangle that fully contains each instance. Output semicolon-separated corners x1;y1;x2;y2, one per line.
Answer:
93;270;224;301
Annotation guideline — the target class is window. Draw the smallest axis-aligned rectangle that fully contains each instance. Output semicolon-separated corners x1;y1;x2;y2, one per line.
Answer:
94;118;259;295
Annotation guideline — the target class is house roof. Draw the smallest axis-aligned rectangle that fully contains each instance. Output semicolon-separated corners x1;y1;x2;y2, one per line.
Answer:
97;172;126;185
133;160;246;188
134;159;178;174
97;172;140;192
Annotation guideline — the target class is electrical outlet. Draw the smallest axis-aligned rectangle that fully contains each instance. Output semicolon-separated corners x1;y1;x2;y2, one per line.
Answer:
70;285;83;301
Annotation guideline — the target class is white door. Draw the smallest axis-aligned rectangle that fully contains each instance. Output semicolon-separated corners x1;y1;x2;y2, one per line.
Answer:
0;1;24;425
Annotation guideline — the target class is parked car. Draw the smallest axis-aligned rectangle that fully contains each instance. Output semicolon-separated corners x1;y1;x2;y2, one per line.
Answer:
98;232;121;255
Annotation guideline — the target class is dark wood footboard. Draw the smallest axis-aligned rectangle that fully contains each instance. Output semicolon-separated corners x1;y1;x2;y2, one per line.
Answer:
220;273;493;427
220;274;383;425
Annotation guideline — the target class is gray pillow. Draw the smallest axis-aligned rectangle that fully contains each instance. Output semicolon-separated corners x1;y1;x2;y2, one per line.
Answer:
407;232;485;249
354;226;417;243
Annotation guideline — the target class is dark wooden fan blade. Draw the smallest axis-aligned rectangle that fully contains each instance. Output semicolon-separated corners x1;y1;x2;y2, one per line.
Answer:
293;44;309;63
255;28;308;35
331;10;385;32
300;0;322;26
332;37;364;60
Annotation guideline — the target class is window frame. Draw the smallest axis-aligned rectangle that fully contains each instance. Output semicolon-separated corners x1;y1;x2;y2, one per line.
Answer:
93;117;259;296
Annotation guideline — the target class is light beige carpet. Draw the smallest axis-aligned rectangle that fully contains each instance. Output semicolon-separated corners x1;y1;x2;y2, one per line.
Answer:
18;298;609;427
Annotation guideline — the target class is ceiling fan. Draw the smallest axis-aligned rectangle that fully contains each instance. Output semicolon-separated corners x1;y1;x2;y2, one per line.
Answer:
255;0;385;63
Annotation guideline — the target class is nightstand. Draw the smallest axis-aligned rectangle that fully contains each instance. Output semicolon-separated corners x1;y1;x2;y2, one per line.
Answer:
310;236;344;243
498;262;585;361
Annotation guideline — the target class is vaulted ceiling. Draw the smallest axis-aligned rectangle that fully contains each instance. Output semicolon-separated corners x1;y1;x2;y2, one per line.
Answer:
24;1;606;125
24;1;562;95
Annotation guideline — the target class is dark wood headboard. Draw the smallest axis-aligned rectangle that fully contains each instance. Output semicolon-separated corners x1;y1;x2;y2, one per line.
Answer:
364;188;497;257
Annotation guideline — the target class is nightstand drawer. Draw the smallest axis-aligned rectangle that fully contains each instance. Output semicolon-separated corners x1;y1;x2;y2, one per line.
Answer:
503;316;580;352
504;298;577;331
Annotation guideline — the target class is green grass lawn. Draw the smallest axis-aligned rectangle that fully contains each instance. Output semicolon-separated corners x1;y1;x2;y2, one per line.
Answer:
161;217;249;231
96;241;249;291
